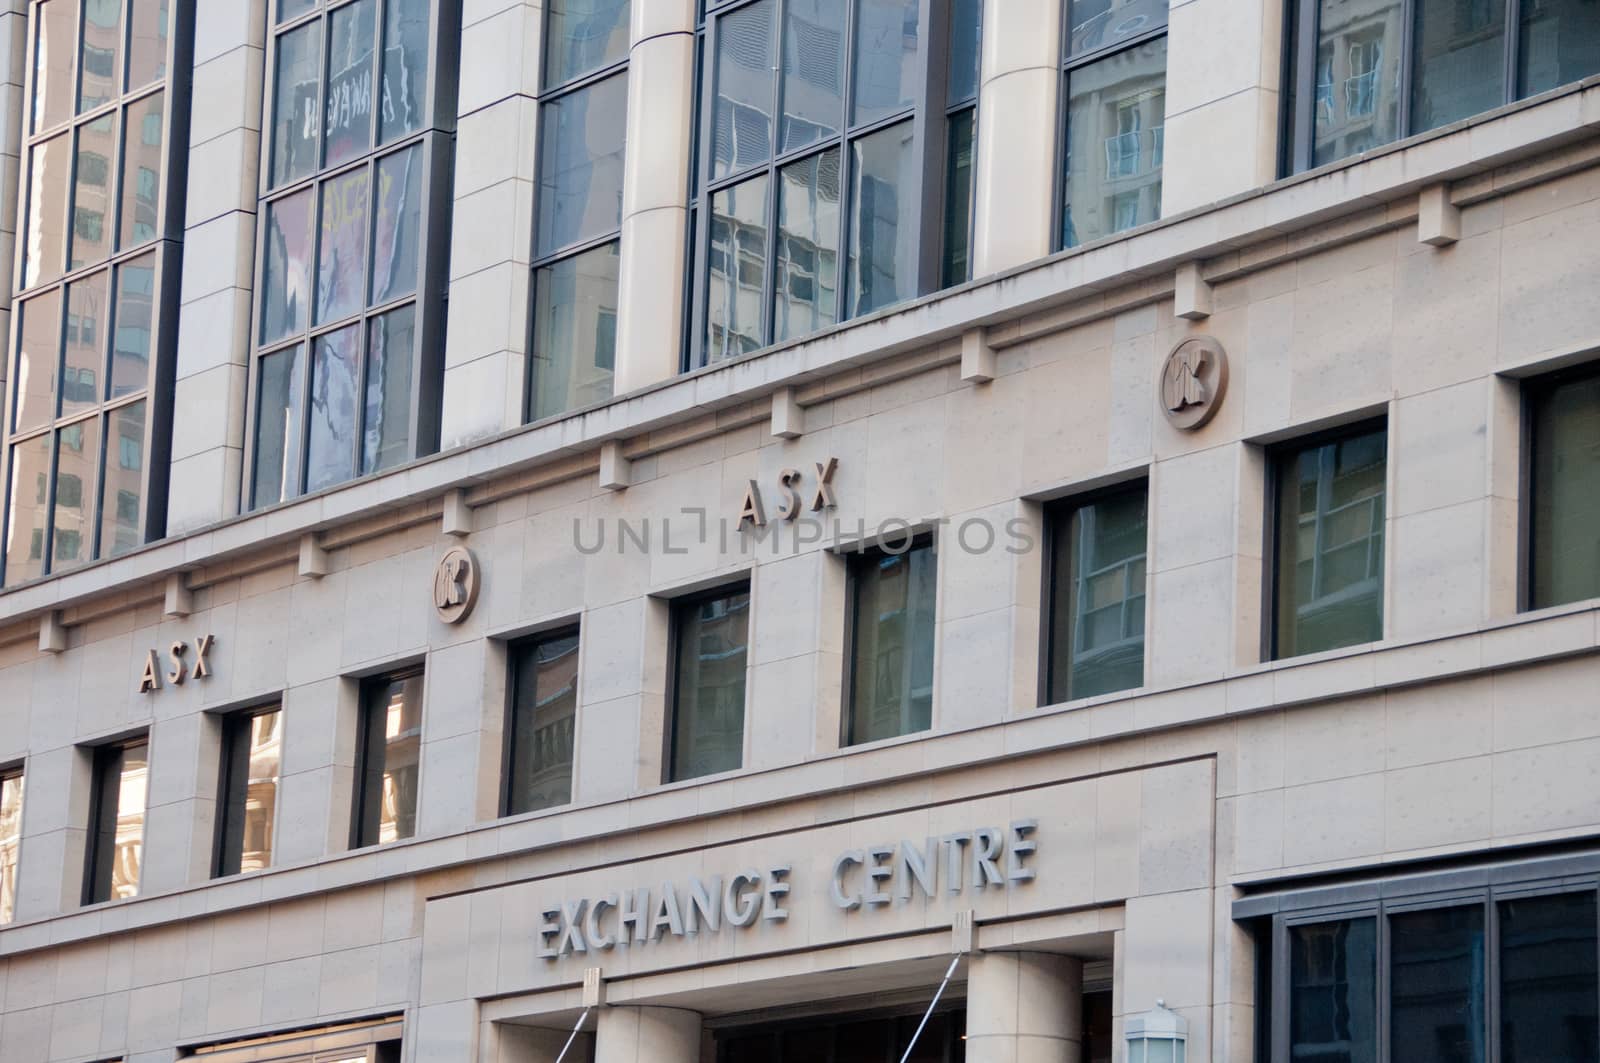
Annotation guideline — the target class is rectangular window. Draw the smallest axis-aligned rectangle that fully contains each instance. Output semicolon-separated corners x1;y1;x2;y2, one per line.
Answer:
1527;364;1600;610
352;669;423;848
845;538;936;746
1284;0;1600;174
667;584;751;782
215;707;283;877
83;737;148;905
1270;421;1387;660
505;628;580;815
1046;482;1148;703
0;768;22;923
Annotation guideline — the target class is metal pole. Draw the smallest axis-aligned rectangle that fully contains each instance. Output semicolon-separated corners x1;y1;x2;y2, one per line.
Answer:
898;954;964;1063
553;1005;592;1063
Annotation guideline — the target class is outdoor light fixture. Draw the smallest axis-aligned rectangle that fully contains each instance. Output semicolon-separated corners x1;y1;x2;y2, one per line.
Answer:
1125;1000;1188;1063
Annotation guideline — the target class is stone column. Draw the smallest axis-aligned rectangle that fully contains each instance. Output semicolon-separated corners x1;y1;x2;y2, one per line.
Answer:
965;951;1085;1063
611;0;696;394
594;1006;702;1063
971;0;1064;276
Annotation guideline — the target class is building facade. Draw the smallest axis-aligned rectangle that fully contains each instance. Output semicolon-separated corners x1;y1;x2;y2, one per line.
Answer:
0;0;1597;1061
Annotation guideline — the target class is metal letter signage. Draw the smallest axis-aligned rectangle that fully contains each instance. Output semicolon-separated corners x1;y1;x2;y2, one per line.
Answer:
737;457;840;528
1159;336;1228;431
137;635;217;694
433;545;480;624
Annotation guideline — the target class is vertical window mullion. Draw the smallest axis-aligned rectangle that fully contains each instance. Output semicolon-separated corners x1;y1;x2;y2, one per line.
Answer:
1503;0;1521;106
910;0;944;297
1396;0;1416;140
837;0;859;323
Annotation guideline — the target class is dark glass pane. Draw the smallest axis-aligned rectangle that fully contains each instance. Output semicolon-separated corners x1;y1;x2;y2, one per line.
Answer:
1049;486;1147;703
52;416;101;571
271;20;323;187
70;113;116;270
847;540;936;745
1531;371;1600;609
1499;892;1599;1063
317;167;371;324
78;0;122;113
218;709;282;877
774;146;840;342
669;589;750;781
128;0;170;88
1274;426;1386;658
120;91;164;249
24;134;70;288
712;0;775;180
1062;38;1165;249
261;189;315;343
544;0;631;87
4;434;51;585
357;673;423;846
1390;906;1487;1063
705;174;768;362
380;0;430;141
1519;0;1600;98
947;0;982;104
363;304;414;474
111;253;156;398
536;71;628;256
280;0;316;22
852;0;920;126
834;1017;891;1063
1289;918;1378;1063
1068;0;1169;56
325;0;378;168
1313;0;1402;167
507;631;581;814
34;0;77;132
63;270;110;418
531;240;619;420
305;324;360;493
847;119;915;318
941;107;974;288
100;400;144;558
780;0;845;153
1412;0;1505;135
101;741;148;900
372;145;421;303
252;343;306;508
15;290;62;433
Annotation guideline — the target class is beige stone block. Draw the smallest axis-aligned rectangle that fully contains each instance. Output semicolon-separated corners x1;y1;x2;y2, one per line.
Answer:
1390;230;1501;395
1147;559;1233;687
1289;265;1395;423
455;95;537;199
1139;760;1215;894
1392;380;1487;517
1122;888;1213;1011
1387;499;1487;639
1240;290;1295;439
1385;677;1491;769
1280;694;1385;785
1499;196;1600;363
1386;756;1491;851
441;351;528;449
1163;90;1280;214
1491;656;1600;751
614;205;689;393
973;66;1058;274
186;126;260;226
1230;790;1285;873
458;5;538;115
1282;773;1385;866
190;45;264;143
1417;183;1461;246
1494;736;1600;838
622;32;694;218
1152;444;1237;572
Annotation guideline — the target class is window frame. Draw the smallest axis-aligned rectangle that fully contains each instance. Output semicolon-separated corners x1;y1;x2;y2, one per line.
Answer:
840;532;937;748
81;733;149;906
350;664;425;849
0;0;194;587
1521;359;1600;613
212;702;284;879
664;578;753;784
501;623;582;817
243;0;459;511
685;0;966;370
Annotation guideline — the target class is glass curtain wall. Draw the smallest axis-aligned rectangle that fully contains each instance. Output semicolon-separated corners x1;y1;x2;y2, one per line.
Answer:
1059;0;1169;249
2;0;190;587
249;0;456;509
528;0;630;422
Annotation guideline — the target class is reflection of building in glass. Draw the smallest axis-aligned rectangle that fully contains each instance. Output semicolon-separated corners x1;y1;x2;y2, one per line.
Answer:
522;638;579;810
1312;0;1403;164
380;685;422;845
0;773;22;924
241;712;281;874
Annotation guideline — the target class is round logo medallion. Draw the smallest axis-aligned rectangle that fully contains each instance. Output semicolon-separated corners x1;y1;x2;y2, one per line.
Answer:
1158;335;1229;431
432;545;480;625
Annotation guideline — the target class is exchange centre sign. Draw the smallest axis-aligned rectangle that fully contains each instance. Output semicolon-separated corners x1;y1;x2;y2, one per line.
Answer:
538;820;1037;959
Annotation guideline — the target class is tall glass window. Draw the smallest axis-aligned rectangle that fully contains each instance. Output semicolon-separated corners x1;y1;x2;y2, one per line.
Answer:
83;736;148;904
1059;0;1168;249
845;538;936;745
352;668;423;847
1271;422;1387;660
688;0;982;367
215;706;283;877
505;627;581;815
529;0;630;421
3;0;187;587
667;584;751;781
0;768;22;924
250;0;455;509
1046;483;1148;703
1528;365;1600;610
1284;0;1600;174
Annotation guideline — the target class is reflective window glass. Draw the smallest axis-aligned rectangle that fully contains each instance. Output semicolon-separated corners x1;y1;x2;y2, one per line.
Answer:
261;189;315;343
947;0;982;103
380;0;431;141
34;0;77;132
100;400;144;557
1289;918;1378;1063
1499;892;1599;1062
280;0;317;22
363;304;415;474
537;72;628;257
373;145;422;303
24;133;70;288
3;435;51;586
851;0;921;126
705;174;769;362
544;0;631;88
669;587;751;782
306;325;361;493
86;739;148;903
15;290;63;434
846;539;936;745
1412;0;1506;134
712;0;776;181
78;0;122;113
506;629;581;814
1390;906;1487;1063
128;0;170;89
354;671;423;847
1048;484;1147;703
847;120;916;317
70;113;116;270
252;343;306;508
1068;0;1169;57
316;167;372;325
324;0;378;168
271;20;322;187
120;91;164;249
1520;0;1600;97
781;0;846;154
1062;37;1165;249
111;253;156;399
0;771;22;924
775;146;840;342
941;108;974;287
1311;0;1402;167
63;271;110;418
531;240;619;420
217;709;283;877
51;417;100;572
1529;369;1600;609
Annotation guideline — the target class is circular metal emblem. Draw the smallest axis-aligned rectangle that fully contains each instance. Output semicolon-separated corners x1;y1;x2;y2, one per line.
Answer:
432;545;480;625
1158;335;1229;431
